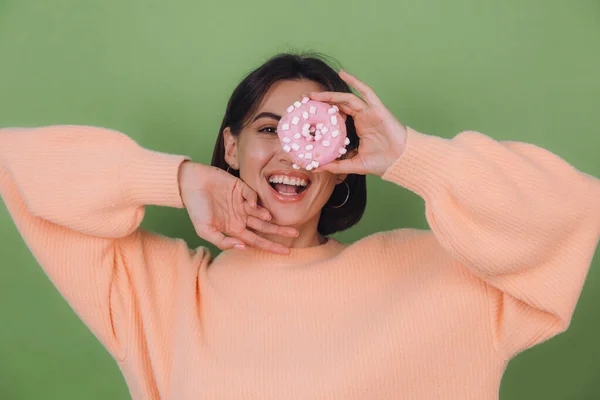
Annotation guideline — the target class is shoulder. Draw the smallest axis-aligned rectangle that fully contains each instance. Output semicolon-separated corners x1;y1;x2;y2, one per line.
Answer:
341;228;461;268
121;229;213;271
341;228;482;285
346;228;438;253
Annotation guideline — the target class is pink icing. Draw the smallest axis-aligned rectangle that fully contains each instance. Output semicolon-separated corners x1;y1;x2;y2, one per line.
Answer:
277;97;348;170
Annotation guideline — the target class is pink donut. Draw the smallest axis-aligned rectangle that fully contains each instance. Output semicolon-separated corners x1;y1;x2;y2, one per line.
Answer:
277;96;349;171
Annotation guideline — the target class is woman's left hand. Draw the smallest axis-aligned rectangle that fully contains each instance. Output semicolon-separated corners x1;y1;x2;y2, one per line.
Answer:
309;70;407;177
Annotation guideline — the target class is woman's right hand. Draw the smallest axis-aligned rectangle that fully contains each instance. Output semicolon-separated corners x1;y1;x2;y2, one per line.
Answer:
178;161;296;254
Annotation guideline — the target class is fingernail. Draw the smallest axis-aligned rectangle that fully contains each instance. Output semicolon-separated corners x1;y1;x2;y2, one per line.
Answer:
234;244;246;250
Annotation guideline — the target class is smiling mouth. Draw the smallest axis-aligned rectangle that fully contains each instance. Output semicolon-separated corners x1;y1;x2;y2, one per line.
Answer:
267;174;311;196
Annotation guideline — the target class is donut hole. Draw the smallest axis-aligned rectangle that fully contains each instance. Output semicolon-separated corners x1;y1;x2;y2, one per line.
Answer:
302;124;321;142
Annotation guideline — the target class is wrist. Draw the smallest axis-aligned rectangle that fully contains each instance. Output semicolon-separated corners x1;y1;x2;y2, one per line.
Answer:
178;161;217;197
178;161;201;196
379;126;407;176
178;161;190;191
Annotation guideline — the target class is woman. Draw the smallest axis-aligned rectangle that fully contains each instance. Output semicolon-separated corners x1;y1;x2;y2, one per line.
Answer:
1;53;599;399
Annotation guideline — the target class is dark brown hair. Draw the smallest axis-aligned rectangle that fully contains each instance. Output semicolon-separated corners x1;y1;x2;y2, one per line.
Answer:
211;52;366;236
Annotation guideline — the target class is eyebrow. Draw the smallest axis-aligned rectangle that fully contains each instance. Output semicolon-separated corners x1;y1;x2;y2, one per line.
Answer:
252;112;282;123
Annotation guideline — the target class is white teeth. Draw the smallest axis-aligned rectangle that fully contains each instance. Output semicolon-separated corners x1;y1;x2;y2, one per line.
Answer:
268;175;308;186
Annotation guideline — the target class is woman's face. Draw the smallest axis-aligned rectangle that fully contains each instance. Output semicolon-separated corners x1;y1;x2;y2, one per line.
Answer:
224;79;345;229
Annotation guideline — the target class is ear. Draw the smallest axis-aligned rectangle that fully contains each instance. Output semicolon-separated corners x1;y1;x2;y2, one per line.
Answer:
223;127;239;169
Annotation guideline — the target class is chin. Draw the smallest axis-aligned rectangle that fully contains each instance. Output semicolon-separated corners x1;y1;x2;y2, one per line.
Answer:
259;196;313;225
270;213;308;228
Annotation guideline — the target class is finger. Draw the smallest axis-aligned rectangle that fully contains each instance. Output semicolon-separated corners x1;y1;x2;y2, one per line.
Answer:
197;226;244;250
314;158;366;175
244;202;271;221
228;180;247;225
247;216;299;237
339;70;382;107
309;91;367;116
309;92;362;118
240;183;258;208
334;103;359;119
236;229;290;255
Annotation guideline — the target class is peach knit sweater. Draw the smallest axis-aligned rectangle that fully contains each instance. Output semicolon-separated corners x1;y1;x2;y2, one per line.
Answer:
1;125;599;399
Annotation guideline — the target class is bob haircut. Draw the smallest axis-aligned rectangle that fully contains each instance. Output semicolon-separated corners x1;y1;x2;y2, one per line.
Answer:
211;53;366;236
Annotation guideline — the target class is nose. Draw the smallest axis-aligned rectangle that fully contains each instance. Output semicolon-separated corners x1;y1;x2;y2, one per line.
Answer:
275;143;295;165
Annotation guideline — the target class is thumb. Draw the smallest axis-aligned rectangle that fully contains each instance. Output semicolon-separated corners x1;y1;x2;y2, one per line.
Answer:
315;158;365;175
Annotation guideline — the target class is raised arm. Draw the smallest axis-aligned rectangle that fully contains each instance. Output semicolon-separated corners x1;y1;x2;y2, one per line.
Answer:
382;127;600;359
0;125;191;360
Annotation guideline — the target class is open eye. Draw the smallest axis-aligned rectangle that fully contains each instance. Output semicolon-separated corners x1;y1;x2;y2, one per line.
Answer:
259;126;277;134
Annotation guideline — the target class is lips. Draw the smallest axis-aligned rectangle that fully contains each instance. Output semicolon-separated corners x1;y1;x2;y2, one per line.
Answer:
265;170;312;203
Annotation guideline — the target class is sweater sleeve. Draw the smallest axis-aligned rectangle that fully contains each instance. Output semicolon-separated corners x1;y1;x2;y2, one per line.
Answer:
382;127;600;360
0;125;192;361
